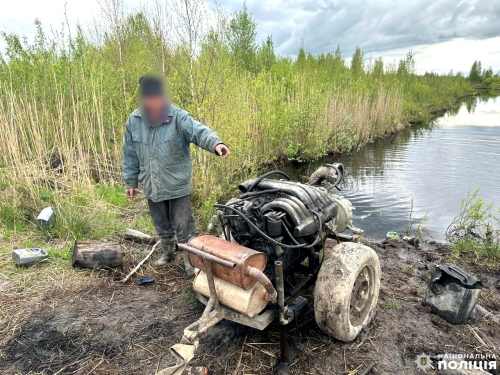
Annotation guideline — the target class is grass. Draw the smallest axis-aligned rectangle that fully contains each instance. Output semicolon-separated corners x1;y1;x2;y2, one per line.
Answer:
403;265;416;276
451;240;500;260
405;197;429;238
0;183;153;271
384;301;403;310
180;288;198;305
95;185;130;208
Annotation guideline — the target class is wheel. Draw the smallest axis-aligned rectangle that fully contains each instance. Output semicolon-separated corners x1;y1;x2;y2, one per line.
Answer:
314;242;381;342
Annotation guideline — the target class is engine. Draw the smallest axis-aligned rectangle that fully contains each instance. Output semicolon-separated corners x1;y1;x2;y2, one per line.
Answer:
214;164;362;282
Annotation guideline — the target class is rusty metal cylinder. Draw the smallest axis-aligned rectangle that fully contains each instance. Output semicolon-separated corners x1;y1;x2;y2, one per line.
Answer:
187;235;267;290
194;271;270;317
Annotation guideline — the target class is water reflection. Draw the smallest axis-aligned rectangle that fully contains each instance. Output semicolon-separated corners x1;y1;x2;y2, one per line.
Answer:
282;94;500;240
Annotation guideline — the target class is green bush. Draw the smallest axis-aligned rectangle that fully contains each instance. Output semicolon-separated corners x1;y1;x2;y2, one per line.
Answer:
446;190;500;259
483;77;500;89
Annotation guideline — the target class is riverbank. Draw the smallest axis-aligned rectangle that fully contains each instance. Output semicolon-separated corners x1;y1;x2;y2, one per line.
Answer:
276;93;500;249
0;237;498;374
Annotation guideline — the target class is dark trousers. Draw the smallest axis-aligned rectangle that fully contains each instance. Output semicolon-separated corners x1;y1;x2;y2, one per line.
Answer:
147;195;197;244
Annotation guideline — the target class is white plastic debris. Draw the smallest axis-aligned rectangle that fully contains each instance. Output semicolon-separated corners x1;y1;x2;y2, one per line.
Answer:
12;248;48;266
36;207;55;230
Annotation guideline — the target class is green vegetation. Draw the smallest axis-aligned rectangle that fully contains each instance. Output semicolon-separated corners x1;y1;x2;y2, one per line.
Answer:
405;197;429;238
384;301;403;310
482;76;500;90
0;1;475;253
403;265;416;276
469;60;500;89
180;288;198;305
446;190;500;260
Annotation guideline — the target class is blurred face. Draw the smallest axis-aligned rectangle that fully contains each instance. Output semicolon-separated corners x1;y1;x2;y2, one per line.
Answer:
141;94;166;117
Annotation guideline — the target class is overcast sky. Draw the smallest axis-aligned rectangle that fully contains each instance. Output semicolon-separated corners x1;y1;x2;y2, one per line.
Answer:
1;0;499;74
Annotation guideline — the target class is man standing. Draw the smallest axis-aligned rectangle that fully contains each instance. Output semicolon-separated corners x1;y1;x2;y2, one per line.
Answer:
122;72;230;275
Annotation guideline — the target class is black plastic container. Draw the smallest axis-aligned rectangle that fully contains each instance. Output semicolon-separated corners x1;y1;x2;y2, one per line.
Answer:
422;263;483;325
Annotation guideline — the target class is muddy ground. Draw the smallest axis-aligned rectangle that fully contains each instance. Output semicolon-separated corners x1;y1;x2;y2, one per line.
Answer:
0;238;499;375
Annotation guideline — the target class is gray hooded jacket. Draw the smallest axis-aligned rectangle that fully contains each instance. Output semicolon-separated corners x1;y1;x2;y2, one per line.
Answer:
122;105;223;201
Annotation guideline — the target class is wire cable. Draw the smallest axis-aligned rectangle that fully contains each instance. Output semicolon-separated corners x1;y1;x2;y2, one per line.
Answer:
215;204;322;249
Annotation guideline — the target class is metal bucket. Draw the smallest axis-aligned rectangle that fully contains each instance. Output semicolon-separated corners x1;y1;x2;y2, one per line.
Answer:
188;235;267;290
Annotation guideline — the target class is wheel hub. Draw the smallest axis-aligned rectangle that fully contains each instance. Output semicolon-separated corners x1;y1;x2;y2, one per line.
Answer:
349;266;375;326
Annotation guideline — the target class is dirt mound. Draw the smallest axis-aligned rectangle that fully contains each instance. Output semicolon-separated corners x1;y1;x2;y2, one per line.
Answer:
0;240;498;374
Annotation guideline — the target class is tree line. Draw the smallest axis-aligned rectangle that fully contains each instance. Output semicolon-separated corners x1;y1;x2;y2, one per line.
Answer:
469;60;500;89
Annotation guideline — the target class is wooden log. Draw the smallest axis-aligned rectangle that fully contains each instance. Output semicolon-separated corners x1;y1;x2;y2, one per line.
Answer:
72;241;123;269
124;228;156;244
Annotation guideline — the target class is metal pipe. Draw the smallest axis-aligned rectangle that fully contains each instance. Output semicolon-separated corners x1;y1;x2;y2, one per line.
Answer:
243;170;292;192
271;198;308;220
239;179;313;207
284;195;311;218
246;266;277;301
274;261;286;318
200;298;215;320
199;298;216;332
260;199;305;225
203;258;219;310
274;261;289;362
279;179;325;206
179;243;237;269
359;361;376;375
237;188;279;199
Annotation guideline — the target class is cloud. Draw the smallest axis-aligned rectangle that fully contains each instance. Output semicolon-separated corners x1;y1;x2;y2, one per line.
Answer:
377;37;500;74
218;0;500;58
1;0;498;73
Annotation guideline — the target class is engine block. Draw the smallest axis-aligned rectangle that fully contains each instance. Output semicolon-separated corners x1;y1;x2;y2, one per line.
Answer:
215;165;360;281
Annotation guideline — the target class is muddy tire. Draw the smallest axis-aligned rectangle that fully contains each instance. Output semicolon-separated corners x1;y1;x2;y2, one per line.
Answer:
314;242;381;342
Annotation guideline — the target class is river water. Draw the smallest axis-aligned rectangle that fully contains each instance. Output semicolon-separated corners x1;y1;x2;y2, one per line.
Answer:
283;95;500;241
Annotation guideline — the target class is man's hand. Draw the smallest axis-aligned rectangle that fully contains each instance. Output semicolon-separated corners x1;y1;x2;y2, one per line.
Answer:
215;144;230;159
126;188;136;199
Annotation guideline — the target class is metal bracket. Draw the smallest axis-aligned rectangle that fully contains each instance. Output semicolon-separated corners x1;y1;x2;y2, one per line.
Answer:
274;261;289;362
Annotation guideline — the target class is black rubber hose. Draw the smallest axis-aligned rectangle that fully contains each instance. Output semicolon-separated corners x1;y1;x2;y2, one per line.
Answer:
214;204;322;249
246;170;293;192
281;220;302;245
325;163;343;188
237;188;279;199
307;178;321;186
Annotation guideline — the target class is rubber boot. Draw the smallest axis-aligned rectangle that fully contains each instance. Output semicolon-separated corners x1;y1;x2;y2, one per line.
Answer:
183;251;195;277
155;237;176;266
